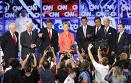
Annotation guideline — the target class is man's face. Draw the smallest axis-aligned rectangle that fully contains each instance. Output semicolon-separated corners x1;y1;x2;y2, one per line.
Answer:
118;24;125;33
82;19;88;26
46;22;52;29
103;19;110;27
10;25;16;33
94;19;101;27
27;23;33;32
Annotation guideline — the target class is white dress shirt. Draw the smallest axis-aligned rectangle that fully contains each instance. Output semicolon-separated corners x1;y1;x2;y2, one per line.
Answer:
83;25;87;37
64;76;75;83
118;31;124;43
47;29;52;37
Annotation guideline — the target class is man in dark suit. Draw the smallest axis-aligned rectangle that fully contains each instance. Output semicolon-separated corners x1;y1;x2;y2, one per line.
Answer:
103;18;117;53
76;17;95;52
92;17;105;61
102;18;117;64
20;22;38;60
116;23;129;58
93;16;105;41
38;20;58;55
1;23;19;68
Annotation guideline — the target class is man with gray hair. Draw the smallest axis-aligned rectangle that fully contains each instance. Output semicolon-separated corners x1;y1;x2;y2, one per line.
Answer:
20;22;38;60
102;17;117;64
1;23;19;69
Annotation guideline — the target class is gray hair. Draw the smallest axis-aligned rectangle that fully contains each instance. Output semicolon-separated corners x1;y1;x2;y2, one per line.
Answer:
103;17;110;22
26;21;33;27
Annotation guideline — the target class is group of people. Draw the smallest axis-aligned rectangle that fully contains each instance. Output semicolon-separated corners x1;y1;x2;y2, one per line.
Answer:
0;14;130;83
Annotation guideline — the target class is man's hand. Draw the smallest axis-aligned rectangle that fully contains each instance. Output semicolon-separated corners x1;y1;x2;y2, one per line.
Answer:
26;54;30;58
31;44;37;48
51;47;55;53
38;33;43;38
43;50;47;56
88;44;93;50
60;54;64;61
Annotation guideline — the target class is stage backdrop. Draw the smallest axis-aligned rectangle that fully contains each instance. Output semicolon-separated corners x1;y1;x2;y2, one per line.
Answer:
0;0;131;37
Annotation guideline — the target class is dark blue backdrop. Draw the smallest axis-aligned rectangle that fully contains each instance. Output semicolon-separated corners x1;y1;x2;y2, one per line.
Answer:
0;0;131;37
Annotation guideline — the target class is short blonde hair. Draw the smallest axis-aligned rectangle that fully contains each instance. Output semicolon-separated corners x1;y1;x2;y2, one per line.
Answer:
9;23;16;30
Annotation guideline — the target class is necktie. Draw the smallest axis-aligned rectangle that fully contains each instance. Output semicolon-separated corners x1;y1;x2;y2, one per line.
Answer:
29;32;32;38
48;30;52;39
104;28;107;35
12;33;16;44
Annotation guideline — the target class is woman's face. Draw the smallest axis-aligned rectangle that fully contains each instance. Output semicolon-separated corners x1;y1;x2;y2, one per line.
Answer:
63;24;69;32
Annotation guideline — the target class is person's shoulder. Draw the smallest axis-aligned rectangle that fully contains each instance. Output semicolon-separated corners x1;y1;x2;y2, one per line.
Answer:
80;71;87;76
69;31;74;36
88;25;93;27
64;76;72;83
15;32;19;35
4;31;10;35
59;32;64;36
77;26;83;30
101;24;105;28
52;29;58;34
41;28;46;31
21;31;27;35
109;27;116;31
52;29;57;32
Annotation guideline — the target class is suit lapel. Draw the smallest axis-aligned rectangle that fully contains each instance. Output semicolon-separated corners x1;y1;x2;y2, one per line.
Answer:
26;31;32;41
119;32;125;44
8;31;14;44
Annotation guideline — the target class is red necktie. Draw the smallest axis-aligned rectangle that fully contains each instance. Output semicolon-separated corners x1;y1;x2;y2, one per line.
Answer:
48;30;52;40
12;33;16;44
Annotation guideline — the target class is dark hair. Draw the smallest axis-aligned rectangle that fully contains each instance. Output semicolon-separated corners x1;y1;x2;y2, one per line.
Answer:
9;58;20;68
81;16;88;20
80;60;89;71
68;68;77;74
43;60;50;69
24;53;34;72
45;19;52;24
118;23;125;28
94;16;101;22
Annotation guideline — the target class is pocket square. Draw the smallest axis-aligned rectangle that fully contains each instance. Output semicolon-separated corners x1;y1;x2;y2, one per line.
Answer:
108;33;112;34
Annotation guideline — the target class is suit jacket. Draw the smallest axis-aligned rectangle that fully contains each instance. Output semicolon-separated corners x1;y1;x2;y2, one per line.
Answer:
38;28;58;54
20;31;38;59
116;32;129;55
93;24;105;41
76;25;95;50
1;31;19;59
102;27;117;51
3;68;24;83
